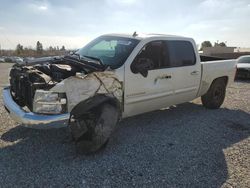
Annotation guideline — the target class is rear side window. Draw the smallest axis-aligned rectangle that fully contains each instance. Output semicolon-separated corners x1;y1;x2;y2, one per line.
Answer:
166;41;196;67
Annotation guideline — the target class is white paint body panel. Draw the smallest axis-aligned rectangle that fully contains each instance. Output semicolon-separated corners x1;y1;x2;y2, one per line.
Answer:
197;60;236;97
123;36;202;117
51;34;237;119
4;33;237;129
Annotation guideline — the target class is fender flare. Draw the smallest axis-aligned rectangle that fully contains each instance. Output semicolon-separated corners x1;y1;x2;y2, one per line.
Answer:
70;94;121;118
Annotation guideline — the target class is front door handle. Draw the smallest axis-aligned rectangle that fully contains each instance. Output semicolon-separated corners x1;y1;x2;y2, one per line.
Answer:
191;71;199;75
159;74;172;79
154;75;172;84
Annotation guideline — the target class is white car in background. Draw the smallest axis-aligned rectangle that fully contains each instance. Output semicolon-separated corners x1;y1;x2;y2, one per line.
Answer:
236;55;250;79
0;57;5;62
13;57;24;64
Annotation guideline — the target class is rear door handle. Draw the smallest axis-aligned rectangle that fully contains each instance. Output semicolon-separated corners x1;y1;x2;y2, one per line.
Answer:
191;71;199;75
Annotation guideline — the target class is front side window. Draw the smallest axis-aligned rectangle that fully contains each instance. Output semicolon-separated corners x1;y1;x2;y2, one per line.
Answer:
77;36;140;69
131;41;169;73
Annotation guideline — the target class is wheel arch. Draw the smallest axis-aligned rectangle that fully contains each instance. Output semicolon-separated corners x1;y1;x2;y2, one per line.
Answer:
210;76;228;88
70;94;121;118
198;76;229;97
201;76;228;109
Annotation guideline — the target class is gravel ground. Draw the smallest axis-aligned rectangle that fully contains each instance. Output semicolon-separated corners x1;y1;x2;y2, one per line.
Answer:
0;63;249;188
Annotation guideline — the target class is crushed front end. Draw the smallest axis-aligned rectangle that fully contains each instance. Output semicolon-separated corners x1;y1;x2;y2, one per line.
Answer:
3;55;106;128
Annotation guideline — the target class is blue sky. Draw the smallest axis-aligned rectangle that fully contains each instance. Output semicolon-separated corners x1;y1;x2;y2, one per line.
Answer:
0;0;250;49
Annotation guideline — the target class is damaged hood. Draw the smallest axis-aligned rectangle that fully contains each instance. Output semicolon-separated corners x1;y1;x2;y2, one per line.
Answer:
9;54;111;110
21;55;107;73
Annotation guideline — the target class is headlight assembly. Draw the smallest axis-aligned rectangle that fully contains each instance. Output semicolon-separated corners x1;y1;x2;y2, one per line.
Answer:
33;90;67;114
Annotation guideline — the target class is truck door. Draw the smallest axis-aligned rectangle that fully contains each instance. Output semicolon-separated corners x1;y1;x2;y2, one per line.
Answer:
165;40;201;104
123;41;175;117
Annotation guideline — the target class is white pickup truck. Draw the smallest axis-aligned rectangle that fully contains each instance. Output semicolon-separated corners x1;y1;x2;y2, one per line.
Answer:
3;33;237;153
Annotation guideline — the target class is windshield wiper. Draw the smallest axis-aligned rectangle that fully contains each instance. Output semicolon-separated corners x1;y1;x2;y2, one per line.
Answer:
63;56;105;72
69;51;81;60
64;54;107;71
82;55;104;66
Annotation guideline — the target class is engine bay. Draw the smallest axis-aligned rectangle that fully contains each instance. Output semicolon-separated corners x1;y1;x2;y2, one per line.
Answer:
9;55;106;110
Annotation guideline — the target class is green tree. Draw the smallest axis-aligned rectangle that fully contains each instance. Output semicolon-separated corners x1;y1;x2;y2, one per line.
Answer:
36;41;43;54
214;42;227;47
16;44;23;55
219;42;227;47
48;46;54;51
60;45;66;51
200;41;212;51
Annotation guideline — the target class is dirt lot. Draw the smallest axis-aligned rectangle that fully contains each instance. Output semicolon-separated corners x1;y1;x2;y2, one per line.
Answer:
0;63;249;187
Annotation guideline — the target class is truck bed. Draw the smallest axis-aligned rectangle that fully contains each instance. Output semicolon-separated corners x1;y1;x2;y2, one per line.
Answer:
198;59;237;97
200;55;228;62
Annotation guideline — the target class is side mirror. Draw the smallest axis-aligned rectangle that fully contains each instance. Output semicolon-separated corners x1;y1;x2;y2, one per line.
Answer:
132;58;154;77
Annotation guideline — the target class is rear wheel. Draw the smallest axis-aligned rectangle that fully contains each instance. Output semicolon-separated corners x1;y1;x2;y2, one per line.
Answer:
69;103;119;154
201;79;226;109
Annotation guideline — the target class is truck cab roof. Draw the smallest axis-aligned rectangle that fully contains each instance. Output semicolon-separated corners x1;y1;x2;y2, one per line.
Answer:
102;33;192;41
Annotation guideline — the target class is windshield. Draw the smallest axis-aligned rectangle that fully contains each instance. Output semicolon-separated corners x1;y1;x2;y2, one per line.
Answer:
238;56;250;64
76;36;140;69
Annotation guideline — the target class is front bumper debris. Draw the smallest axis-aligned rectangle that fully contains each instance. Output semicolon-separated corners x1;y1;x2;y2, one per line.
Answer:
2;87;70;129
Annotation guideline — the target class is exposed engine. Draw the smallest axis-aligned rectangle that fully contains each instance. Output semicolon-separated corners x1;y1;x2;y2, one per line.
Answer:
9;56;105;110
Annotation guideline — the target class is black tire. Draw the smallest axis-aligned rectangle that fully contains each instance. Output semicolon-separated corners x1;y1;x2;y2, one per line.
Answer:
69;103;119;154
201;79;226;109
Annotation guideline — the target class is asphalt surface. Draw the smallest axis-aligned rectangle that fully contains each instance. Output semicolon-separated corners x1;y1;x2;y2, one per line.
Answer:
0;63;249;188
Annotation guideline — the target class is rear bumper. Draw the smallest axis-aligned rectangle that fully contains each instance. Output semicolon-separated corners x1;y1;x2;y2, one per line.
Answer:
2;87;70;129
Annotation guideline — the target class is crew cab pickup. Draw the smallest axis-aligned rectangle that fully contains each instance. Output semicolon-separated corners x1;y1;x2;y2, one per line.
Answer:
3;33;237;153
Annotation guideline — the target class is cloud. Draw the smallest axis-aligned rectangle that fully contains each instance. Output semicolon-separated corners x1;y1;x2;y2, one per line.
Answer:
106;0;138;6
0;0;250;49
28;2;49;12
38;5;48;10
0;34;92;49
